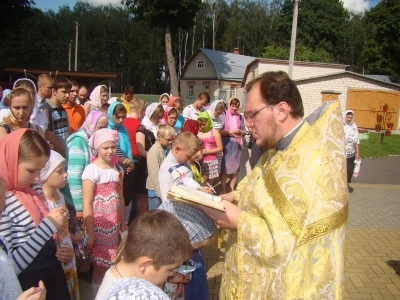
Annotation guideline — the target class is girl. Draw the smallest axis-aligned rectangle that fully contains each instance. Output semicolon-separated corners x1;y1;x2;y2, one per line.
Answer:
84;85;109;117
0;129;69;299
220;98;246;194
82;128;127;297
197;111;223;184
159;93;170;109
208;100;226;131
107;102;135;175
141;102;164;136
344;110;360;191
160;107;179;134
0;177;47;300
167;96;185;133
0;88;11;109
0;88;45;140
40;150;79;299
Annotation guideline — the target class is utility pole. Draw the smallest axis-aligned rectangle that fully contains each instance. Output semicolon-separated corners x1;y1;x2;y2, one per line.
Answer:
68;40;72;71
212;3;216;50
288;0;300;79
74;21;79;71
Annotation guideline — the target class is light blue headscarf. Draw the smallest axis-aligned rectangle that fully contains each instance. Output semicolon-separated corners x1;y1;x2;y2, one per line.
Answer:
107;101;133;161
0;89;11;109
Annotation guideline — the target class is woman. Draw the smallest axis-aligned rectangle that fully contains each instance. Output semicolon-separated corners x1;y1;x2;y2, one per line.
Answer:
168;96;185;133
84;85;109;117
141;103;164;137
344;110;360;191
0;129;70;299
0;88;45;140
208;100;226;131
220;98;246;194
107;102;135;174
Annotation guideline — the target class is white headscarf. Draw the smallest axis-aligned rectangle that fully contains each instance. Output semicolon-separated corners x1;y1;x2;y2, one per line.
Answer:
208;99;225;130
13;78;39;120
40;150;65;183
141;103;162;136
343;110;355;125
88;85;107;109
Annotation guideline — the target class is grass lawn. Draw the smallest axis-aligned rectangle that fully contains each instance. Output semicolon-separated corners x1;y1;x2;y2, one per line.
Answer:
360;132;400;158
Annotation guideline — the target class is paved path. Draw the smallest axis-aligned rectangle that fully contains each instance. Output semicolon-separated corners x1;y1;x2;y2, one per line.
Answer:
79;183;400;299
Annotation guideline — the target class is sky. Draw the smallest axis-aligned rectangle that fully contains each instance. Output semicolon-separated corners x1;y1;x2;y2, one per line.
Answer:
34;0;380;13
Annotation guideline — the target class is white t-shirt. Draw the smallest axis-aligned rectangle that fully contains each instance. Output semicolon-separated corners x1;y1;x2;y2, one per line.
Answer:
182;104;203;120
96;268;118;300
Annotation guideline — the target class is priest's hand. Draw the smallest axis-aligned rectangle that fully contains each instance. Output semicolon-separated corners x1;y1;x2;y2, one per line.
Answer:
198;200;241;231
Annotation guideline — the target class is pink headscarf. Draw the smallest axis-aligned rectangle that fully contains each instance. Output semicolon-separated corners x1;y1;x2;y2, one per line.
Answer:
224;99;242;146
88;128;119;152
80;110;107;138
160;107;178;126
0;129;50;226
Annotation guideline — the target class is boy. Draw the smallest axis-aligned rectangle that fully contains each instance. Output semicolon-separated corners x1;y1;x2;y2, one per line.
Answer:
146;124;176;210
157;131;215;299
42;76;71;156
96;210;192;299
62;79;85;134
182;92;210;120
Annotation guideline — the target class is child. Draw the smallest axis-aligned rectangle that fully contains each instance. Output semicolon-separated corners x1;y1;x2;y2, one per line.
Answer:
197;111;223;184
146;124;176;210
181;121;206;185
82;128;127;297
160;107;179;134
40;150;80;299
96;210;193;299
158;132;216;300
0;129;70;299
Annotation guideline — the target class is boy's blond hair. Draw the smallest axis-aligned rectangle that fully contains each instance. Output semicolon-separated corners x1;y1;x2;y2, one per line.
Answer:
115;210;192;268
173;131;201;152
157;124;175;138
129;97;146;113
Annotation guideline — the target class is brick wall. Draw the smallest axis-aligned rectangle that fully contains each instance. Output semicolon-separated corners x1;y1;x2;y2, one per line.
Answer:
296;73;400;126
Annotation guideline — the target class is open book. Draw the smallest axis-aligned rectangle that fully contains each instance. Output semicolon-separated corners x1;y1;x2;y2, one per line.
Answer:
167;183;225;211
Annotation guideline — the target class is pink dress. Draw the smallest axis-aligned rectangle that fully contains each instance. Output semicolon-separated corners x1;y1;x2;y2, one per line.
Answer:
199;130;221;179
81;164;122;267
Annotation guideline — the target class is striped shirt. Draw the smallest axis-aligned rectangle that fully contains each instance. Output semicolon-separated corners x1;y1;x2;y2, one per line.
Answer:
42;100;69;152
0;183;57;274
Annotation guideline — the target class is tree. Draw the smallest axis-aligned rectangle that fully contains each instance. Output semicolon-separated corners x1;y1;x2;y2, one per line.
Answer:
123;0;203;95
261;43;334;63
0;0;35;38
363;0;400;81
276;0;349;61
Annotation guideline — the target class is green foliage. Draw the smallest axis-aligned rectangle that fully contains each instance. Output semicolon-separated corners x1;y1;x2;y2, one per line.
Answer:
123;0;203;30
363;0;400;81
260;44;334;63
277;0;349;61
0;0;35;37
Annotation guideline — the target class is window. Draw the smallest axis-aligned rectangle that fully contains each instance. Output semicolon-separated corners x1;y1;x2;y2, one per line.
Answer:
197;60;205;69
230;85;237;98
188;84;194;97
203;82;210;93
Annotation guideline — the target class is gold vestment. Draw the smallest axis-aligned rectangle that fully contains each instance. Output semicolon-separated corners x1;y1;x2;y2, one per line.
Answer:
220;101;348;300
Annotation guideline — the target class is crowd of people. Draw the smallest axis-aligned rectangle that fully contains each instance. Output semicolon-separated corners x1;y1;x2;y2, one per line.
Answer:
0;74;252;300
0;70;353;299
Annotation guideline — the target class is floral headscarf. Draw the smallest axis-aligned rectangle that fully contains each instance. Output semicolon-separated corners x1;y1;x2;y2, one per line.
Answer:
80;110;107;138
